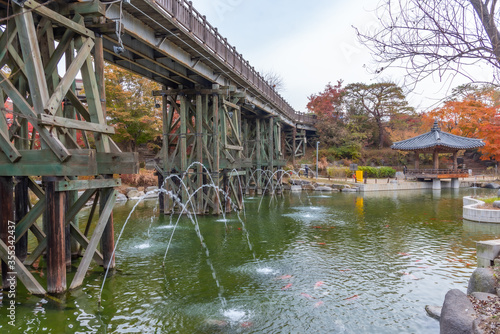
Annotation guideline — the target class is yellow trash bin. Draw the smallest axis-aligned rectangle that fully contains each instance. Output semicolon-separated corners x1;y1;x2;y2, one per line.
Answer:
356;170;363;183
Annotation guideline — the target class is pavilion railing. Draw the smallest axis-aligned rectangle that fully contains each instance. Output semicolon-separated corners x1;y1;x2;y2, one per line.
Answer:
407;169;471;176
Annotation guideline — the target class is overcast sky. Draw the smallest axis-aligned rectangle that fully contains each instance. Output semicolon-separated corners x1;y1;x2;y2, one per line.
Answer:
190;0;488;113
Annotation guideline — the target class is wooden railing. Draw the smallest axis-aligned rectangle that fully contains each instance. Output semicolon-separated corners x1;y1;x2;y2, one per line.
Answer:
407;169;470;176
153;0;316;126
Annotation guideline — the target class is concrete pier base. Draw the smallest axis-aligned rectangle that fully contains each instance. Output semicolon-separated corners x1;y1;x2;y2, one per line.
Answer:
432;179;441;190
476;240;500;267
451;178;460;189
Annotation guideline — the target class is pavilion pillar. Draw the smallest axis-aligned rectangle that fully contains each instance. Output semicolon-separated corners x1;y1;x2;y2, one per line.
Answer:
414;151;420;170
433;150;439;170
453;151;458;171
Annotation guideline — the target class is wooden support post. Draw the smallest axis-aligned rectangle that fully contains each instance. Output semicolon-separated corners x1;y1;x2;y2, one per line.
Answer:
158;172;165;214
453;151;458;171
433;149;439;170
44;176;66;294
100;176;115;270
415;151;420;170
276;170;283;194
269;117;274;172
302;129;306;156
64;188;72;267
0;176;13;289
223;169;230;212
179;94;188;203
212;92;220;214
65;37;79;258
15;176;29;262
256;119;262;195
161;86;170;214
196;93;203;214
243;118;249;195
292;127;297;166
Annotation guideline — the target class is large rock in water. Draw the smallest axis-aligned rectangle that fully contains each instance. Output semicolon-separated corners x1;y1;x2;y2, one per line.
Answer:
483;183;500;189
116;193;128;202
467;268;497;295
425;305;442;320
440;289;476;334
314;186;334;192
127;189;145;199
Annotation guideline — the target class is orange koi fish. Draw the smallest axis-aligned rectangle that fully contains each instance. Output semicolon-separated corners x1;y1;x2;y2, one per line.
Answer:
345;294;359;301
301;293;313;299
314;301;324;308
282;283;293;290
276;275;293;280
314;281;324;288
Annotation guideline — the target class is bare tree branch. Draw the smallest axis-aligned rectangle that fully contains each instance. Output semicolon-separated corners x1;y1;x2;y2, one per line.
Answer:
355;0;500;88
261;69;285;92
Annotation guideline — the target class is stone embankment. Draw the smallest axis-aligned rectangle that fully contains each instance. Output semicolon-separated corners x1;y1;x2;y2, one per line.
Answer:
284;180;359;192
427;240;500;334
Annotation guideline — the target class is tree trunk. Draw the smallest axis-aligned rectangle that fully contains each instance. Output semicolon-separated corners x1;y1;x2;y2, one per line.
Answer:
376;118;384;148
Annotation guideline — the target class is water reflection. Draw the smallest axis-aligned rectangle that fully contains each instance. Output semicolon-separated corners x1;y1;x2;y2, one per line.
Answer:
2;188;500;333
463;219;500;236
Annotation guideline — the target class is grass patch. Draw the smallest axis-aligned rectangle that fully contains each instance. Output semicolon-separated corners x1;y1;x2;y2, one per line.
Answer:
480;197;500;204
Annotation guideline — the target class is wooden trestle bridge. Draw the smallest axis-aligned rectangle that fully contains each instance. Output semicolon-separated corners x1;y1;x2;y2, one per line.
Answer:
0;0;316;296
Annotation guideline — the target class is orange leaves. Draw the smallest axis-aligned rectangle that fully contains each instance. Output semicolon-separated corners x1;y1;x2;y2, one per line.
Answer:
423;86;500;161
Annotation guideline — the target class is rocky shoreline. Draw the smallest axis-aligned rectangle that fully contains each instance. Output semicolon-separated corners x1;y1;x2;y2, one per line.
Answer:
99;180;361;206
427;257;500;333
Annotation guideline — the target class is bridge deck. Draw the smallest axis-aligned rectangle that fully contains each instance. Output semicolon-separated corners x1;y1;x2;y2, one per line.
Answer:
101;0;316;128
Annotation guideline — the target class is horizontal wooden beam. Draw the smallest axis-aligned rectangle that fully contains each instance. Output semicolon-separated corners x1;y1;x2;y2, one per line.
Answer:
67;0;106;16
224;144;243;151
152;89;230;96
223;99;240;110
0;149;97;176
38;114;115;134
55;178;121;192
228;170;247;177
96;152;139;174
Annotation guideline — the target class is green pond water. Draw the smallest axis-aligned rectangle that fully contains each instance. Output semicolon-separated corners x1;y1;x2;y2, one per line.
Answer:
1;187;500;333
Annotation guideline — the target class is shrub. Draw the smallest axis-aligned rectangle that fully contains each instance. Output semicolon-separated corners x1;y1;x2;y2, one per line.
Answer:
120;169;157;187
358;166;396;178
327;167;351;178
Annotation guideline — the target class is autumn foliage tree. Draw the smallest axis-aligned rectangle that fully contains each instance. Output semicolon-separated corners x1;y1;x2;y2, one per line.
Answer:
105;63;162;151
306;81;364;157
343;82;414;148
424;84;500;160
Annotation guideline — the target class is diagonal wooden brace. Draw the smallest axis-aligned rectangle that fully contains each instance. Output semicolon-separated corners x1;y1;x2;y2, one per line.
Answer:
70;189;116;289
0;239;46;295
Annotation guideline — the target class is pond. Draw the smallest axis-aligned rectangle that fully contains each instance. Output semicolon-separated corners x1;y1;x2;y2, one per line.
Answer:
1;187;500;333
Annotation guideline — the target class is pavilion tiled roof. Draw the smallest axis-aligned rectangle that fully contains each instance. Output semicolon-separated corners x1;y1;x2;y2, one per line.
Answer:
391;120;485;151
